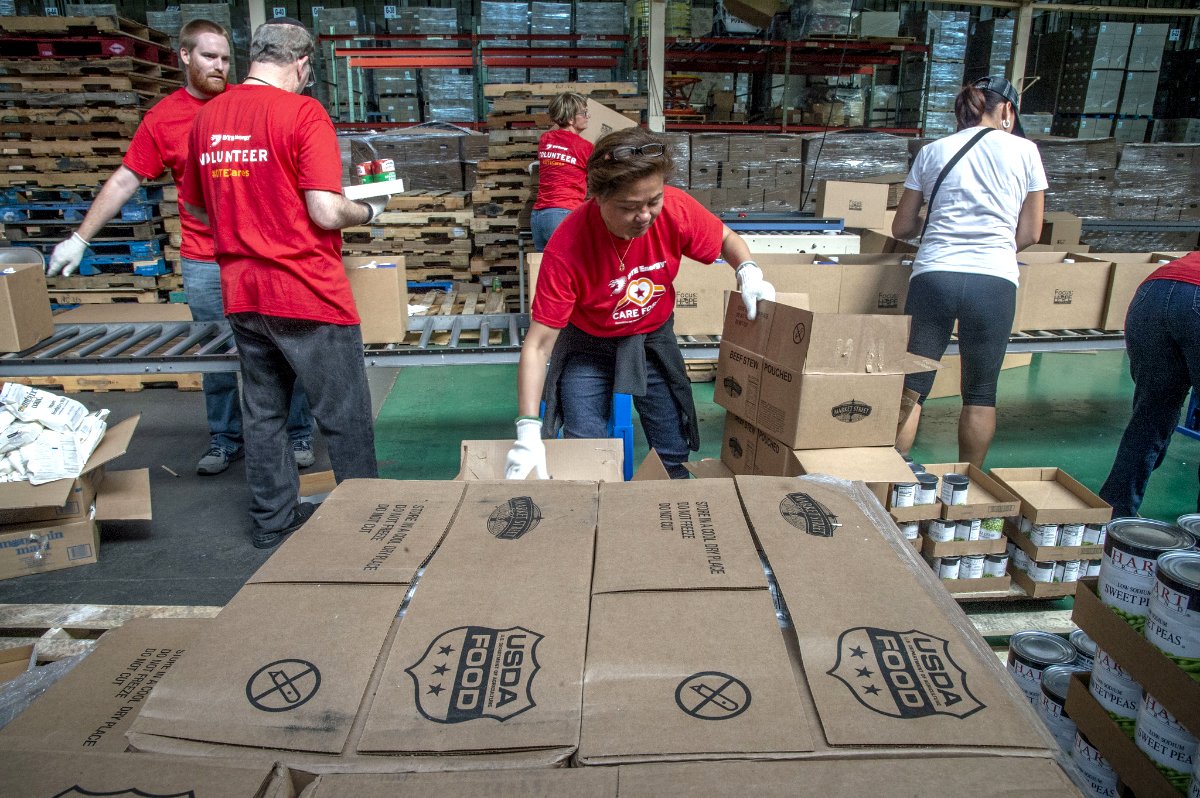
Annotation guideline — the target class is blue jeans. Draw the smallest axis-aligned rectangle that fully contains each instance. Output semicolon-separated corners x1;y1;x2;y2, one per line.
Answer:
1100;279;1200;518
531;207;571;252
182;258;314;452
227;312;378;533
558;350;690;479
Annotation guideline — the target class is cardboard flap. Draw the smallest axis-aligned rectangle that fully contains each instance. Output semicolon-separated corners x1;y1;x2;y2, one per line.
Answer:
248;479;465;585
632;450;671;481
581;99;637;144
458;439;623;482
94;468;152;521
734;475;1057;751
593;480;768;593
791;447;914;483
684;459;735;479
54;304;194;323
0;751;279;798
0;414;140;512
305;768;619;797
899;352;942;374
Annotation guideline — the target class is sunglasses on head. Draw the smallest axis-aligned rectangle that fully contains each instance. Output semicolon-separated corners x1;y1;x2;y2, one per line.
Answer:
608;143;665;161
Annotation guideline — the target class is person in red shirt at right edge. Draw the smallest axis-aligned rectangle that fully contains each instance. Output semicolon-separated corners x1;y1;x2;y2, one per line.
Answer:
531;92;593;252
1100;252;1200;518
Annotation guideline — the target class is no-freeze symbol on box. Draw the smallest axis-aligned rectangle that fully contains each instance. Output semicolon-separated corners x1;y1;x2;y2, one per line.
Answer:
407;626;543;723
828;627;985;720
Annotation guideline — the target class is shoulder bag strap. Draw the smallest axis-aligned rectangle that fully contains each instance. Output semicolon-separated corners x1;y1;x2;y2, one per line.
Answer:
921;127;994;238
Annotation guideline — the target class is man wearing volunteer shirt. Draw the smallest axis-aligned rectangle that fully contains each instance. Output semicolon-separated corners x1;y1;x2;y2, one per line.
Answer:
181;18;385;549
46;19;318;478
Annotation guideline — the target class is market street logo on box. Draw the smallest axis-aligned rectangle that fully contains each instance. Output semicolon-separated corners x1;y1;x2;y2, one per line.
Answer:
487;497;543;540
722;377;742;398
832;399;872;423
407;626;542;723
726;436;744;459
828;627;984;720
779;492;841;537
53;789;195;798
245;658;321;713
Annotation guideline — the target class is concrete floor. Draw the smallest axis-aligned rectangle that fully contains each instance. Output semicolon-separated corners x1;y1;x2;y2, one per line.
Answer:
0;350;1196;609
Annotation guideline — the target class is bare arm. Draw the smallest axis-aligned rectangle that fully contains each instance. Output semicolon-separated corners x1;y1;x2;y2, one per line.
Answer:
305;189;373;230
182;201;209;228
76;166;145;241
1015;191;1045;251
516;321;562;418
892;188;925;240
719;225;752;268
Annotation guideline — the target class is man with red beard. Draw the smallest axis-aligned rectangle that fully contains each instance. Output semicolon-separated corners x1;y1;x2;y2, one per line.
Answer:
47;19;317;477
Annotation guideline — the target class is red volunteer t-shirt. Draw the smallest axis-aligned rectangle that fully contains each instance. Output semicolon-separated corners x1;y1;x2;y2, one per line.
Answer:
533;128;593;211
1146;251;1200;286
182;84;358;325
533;185;724;337
123;87;216;261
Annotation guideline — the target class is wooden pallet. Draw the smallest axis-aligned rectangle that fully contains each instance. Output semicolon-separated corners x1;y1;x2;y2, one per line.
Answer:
47;272;159;290
48;287;163;304
0;90;141;107
0;74;175;97
0;121;140;139
0;106;143;124
0;171;120;188
0;56;181;79
386;190;471;212
1;139;132;157
2;155;126;174
5;373;203;393
0;15;171;46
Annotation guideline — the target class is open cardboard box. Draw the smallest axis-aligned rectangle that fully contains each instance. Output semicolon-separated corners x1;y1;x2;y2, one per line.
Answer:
0;259;55;353
920;534;1009;559
989;467;1112;526
1095;252;1179;330
942;575;1013;595
922;463;1020;522
457;438;623;481
815;180;889;230
835;254;912;315
1010;569;1089;599
344;256;407;344
1015;253;1113;330
1008;522;1103;563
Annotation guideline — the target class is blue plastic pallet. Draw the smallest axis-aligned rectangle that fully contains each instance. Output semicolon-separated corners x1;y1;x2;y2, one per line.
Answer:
0;185;165;205
79;256;169;276
0;201;156;223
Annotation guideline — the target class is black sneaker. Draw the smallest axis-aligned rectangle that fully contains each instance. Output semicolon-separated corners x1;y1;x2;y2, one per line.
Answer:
252;501;319;549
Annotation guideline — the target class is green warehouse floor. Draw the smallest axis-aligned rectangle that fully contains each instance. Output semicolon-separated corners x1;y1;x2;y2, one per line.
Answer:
0;349;1195;608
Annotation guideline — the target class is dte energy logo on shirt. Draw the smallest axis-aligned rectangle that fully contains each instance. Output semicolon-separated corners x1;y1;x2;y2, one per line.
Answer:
608;261;667;324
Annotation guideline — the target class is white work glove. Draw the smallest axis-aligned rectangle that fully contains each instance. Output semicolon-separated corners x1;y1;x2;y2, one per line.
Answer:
48;232;89;276
736;261;775;321
358;196;388;224
505;418;548;480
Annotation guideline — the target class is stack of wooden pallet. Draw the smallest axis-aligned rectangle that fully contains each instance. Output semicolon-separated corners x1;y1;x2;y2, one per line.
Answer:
472;81;644;283
342;190;474;284
0;15;178;282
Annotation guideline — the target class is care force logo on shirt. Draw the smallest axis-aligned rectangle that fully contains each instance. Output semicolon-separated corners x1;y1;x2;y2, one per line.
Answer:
199;132;269;178
608;261;666;324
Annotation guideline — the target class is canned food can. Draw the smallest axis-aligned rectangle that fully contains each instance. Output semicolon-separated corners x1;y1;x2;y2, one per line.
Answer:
927;556;941;572
1060;523;1086;547
940;473;970;505
1007;630;1077;704
1038;664;1086;750
1177;514;1200;549
1084;523;1107;545
1072;730;1119;798
354;160;375;184
1135;691;1199;791
1012;547;1031;574
1089;646;1141;732
960;554;985;580
1059;559;1081;583
980;517;1004;541
984;553;1008;578
915;473;938;505
1028;560;1056;582
373;157;396;182
1086;559;1101;577
1143;550;1200;662
899;521;919;541
955;519;981;541
1100;518;1194;627
1070;628;1097;670
1031;524;1061;547
927;518;955;543
1189;751;1200;798
939;556;961;580
891;482;916;508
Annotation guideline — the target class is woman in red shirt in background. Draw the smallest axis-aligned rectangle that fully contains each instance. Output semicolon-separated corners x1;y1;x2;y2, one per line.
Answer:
1100;252;1200;518
531;92;593;252
505;127;775;480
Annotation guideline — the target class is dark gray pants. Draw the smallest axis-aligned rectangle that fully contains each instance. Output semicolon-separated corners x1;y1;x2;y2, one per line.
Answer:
228;312;378;533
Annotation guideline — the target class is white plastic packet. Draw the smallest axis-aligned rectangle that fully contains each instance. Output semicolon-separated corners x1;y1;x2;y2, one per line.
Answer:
23;411;108;485
0;421;41;455
0;383;89;432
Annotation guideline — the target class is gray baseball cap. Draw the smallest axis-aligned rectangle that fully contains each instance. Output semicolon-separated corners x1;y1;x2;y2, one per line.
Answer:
973;75;1025;137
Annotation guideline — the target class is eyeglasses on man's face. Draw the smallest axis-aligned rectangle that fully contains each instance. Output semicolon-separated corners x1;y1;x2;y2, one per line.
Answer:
610;143;665;160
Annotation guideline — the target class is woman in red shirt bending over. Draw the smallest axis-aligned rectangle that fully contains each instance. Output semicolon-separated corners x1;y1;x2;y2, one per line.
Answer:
506;127;775;479
531;92;592;252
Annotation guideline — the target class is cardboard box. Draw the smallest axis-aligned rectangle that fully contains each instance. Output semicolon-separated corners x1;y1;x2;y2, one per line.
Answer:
1038;212;1083;247
0;618;201;753
922;463;1020;521
0;751;282;798
1010;568;1086;599
581;98;638;144
815;180;889;229
929;353;1033;400
579;479;813;763
1098;252;1177;329
854;11;901;38
55;303;195;323
942;575;1013;595
0;260;55;353
344;256;407;344
920;535;1009;559
457;439;624;481
722;0;781;29
302;767;618;797
738;475;1063;754
1009;525;1103;564
835;254;911;315
0;644;32;684
0;515;100;580
1016;253;1112;330
715;295;933;450
989;467;1112;526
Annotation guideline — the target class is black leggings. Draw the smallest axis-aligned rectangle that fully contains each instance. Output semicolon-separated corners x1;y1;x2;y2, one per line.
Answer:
903;271;1016;406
